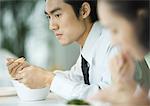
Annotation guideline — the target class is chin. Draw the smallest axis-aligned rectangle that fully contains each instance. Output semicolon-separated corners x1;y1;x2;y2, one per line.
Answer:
59;40;72;46
131;50;145;61
135;54;145;61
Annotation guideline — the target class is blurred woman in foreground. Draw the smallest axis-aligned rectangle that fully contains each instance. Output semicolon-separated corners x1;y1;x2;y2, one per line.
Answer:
92;0;150;105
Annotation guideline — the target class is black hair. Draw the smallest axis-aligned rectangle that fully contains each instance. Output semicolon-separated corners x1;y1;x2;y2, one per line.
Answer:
64;0;98;23
100;0;150;51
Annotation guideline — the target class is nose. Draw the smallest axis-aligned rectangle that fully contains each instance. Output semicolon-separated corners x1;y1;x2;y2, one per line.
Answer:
49;20;59;31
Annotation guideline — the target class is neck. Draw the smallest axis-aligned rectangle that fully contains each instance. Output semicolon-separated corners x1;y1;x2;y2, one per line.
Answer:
136;45;146;61
77;21;93;48
138;49;146;60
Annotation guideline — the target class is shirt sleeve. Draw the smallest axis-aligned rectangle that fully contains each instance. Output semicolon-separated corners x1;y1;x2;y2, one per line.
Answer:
50;56;100;100
50;74;100;100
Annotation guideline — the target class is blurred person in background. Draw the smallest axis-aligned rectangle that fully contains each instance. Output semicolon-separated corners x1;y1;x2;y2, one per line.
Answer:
91;0;150;105
6;0;120;99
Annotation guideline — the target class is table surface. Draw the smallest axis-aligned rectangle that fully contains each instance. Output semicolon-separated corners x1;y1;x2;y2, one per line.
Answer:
0;93;67;106
0;92;112;106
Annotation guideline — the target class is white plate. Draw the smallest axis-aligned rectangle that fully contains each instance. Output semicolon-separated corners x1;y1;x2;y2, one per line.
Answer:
0;87;17;97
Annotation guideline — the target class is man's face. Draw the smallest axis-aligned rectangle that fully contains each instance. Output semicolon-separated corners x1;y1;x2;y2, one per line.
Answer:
45;0;86;45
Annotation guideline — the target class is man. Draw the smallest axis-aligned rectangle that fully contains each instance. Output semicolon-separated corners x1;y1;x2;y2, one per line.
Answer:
7;0;118;99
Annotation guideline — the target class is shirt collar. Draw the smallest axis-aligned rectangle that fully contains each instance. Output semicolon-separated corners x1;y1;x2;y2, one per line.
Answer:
81;21;103;65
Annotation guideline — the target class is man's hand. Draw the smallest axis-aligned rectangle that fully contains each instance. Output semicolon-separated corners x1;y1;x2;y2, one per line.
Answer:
7;57;55;89
16;65;55;89
7;57;29;79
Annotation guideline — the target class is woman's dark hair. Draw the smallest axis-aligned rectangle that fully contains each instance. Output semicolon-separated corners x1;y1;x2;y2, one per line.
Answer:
100;0;149;51
64;0;98;23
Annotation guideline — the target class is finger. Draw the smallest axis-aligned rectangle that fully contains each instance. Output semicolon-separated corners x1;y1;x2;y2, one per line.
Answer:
14;57;25;63
124;53;135;69
8;62;20;74
21;62;30;68
113;57;120;76
8;59;28;74
109;57;117;72
118;53;124;66
16;62;29;72
121;62;134;81
17;63;30;74
110;54;124;84
7;57;25;66
13;59;29;73
16;66;32;81
7;58;16;65
116;53;125;72
120;53;135;78
7;58;16;62
109;57;120;83
16;65;24;74
11;63;23;77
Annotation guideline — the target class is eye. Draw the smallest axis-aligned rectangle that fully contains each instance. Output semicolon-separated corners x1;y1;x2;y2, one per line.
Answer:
46;15;51;19
54;13;61;18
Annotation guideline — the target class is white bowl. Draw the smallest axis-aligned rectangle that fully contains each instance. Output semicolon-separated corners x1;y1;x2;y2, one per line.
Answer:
11;80;50;101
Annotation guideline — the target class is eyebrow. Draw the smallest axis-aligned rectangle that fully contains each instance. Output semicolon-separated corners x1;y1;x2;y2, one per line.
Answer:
44;8;61;15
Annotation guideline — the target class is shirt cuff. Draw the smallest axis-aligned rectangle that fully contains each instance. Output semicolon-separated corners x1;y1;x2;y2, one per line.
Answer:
50;74;75;99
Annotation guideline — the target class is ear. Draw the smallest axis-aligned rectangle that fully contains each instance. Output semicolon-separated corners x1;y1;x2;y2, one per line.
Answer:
80;2;91;19
137;9;148;18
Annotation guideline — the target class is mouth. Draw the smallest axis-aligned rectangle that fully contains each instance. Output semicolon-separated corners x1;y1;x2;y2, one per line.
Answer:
55;33;63;39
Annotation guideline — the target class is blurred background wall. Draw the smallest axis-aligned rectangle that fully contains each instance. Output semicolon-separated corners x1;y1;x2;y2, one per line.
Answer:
0;0;80;86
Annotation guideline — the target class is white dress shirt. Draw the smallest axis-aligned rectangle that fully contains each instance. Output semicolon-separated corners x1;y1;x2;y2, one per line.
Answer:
50;22;118;99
